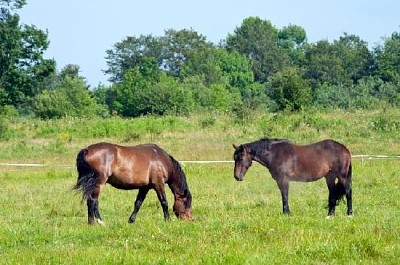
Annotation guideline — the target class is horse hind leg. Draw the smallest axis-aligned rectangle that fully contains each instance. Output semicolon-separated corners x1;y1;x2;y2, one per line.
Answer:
87;197;96;224
345;163;353;216
339;174;353;216
87;184;105;225
325;176;337;217
94;200;104;225
128;187;150;223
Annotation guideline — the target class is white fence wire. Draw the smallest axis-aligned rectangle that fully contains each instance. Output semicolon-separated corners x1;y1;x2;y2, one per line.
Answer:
0;154;399;170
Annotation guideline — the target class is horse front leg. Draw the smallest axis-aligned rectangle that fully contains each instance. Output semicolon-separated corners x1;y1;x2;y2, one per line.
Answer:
128;187;150;223
276;179;290;214
154;185;170;221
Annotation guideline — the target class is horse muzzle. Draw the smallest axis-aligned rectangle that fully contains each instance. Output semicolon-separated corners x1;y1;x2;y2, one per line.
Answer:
234;174;244;181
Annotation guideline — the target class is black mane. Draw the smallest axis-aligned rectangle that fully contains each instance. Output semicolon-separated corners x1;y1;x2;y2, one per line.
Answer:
169;155;192;207
244;137;290;156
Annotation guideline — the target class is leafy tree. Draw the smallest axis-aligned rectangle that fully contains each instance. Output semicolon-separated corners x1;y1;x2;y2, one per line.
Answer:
375;31;400;82
104;29;211;84
34;66;100;119
110;58;194;117
104;34;163;83
304;34;373;89
333;33;374;83
225;16;289;83
181;46;254;92
278;24;308;66
162;28;212;78
0;0;55;109
303;40;343;88
267;67;311;111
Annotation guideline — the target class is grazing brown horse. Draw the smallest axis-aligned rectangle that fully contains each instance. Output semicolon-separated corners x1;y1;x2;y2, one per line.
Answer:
233;138;352;217
74;142;192;224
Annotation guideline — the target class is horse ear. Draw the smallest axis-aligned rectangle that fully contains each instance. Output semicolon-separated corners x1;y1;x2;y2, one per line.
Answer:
233;144;239;150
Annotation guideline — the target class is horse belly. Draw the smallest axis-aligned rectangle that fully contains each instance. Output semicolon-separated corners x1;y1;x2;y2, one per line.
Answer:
107;171;150;190
293;159;329;182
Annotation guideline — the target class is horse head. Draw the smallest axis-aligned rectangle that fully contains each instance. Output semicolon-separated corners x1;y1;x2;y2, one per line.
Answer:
233;144;253;181
173;189;192;220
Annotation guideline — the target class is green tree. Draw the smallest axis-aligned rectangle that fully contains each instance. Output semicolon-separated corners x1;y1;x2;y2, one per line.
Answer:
162;28;212;78
181;46;254;91
278;24;308;66
0;0;55;110
34;66;100;119
104;34;163;83
267;67;311;111
110;59;194;117
303;40;343;88
304;34;373;88
375;31;400;82
225;16;289;83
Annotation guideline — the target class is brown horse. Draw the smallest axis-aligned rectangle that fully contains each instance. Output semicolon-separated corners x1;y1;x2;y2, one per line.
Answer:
74;142;192;224
233;138;352;217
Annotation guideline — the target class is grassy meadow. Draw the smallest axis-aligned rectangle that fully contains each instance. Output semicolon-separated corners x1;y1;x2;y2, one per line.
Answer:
0;109;399;264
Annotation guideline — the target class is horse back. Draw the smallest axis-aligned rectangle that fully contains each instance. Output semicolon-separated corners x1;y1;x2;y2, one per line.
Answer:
269;139;350;181
83;142;173;189
298;139;351;174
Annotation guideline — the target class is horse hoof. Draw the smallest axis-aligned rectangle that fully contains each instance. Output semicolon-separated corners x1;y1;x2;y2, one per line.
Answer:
97;219;105;225
326;215;333;219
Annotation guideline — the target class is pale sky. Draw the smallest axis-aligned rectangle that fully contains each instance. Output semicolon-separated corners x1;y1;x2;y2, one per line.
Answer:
19;0;400;87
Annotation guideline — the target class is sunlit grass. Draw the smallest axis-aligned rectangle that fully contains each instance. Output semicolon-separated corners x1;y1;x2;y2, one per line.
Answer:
0;159;399;264
0;109;399;263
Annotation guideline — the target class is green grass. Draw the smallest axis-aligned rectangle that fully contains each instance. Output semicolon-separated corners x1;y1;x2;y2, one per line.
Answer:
0;109;400;264
0;160;399;264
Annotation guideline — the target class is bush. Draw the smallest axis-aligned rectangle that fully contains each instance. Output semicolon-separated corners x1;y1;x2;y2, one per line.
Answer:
267;67;311;111
34;77;101;119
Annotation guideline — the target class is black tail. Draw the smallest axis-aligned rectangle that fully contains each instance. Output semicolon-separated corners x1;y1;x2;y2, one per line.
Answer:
74;148;98;201
333;162;352;203
169;155;192;208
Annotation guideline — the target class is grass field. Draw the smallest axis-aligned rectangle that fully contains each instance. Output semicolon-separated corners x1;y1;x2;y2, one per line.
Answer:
0;110;399;264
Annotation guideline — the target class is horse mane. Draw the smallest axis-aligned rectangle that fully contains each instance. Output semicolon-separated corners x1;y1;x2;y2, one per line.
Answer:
74;148;98;201
245;137;291;156
169;155;192;207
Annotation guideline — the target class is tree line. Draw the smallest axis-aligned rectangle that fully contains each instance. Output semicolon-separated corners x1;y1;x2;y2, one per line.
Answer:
1;0;400;119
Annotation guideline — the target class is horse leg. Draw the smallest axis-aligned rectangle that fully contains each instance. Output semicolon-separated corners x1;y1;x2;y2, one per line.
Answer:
325;176;337;217
128;187;150;223
154;185;170;221
94;200;103;224
339;177;353;216
276;179;290;214
87;196;96;224
87;183;105;225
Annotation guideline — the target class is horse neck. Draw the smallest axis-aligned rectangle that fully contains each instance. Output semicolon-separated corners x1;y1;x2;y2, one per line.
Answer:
169;157;189;196
246;142;270;167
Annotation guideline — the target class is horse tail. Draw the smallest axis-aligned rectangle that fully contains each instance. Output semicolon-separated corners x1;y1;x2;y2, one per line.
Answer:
74;148;98;201
169;155;192;207
333;162;352;203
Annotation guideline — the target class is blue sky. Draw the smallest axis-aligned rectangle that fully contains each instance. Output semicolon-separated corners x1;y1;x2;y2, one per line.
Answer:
19;0;400;87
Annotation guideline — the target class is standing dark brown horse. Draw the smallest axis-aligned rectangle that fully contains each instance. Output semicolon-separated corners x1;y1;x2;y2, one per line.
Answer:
74;142;192;224
233;138;352;217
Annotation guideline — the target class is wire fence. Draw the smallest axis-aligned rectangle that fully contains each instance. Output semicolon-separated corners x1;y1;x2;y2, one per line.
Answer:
0;154;399;171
